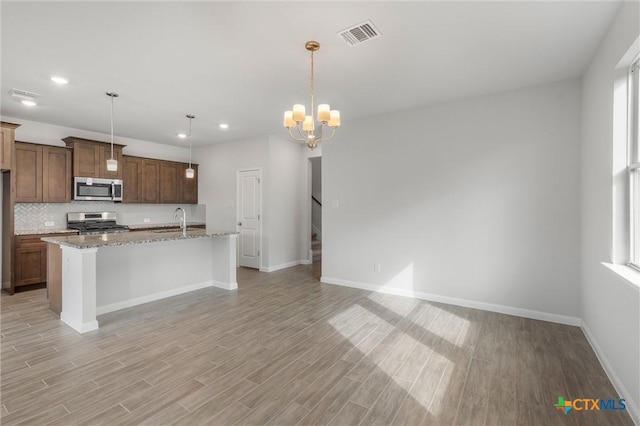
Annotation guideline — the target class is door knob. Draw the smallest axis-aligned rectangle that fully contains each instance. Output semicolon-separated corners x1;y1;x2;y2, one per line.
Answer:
238;222;242;226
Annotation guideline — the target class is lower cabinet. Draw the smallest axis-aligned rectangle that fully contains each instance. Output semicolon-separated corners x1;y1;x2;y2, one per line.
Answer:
14;233;76;291
14;235;48;287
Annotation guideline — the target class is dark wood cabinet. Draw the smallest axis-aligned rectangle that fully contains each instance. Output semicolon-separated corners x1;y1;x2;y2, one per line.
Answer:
122;156;143;203
14;235;48;287
14;142;42;202
15;233;76;292
180;164;198;204
63;136;124;179
14;142;71;203
47;242;62;315
42;146;72;202
1;122;19;171
142;159;160;203
125;157;197;204
159;161;180;203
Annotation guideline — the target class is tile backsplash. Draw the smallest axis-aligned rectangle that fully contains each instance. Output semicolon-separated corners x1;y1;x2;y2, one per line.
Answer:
14;202;206;231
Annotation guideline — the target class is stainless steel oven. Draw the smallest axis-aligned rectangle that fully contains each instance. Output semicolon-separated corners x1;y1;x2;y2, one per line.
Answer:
74;177;123;201
67;212;129;234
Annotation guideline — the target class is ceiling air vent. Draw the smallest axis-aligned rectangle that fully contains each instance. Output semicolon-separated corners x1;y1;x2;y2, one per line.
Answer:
337;20;381;47
9;88;40;100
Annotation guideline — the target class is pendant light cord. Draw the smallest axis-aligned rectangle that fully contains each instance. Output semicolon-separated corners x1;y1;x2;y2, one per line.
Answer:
188;116;193;168
110;95;114;159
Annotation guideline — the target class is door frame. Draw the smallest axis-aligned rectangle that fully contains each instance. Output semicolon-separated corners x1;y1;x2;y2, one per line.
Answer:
236;167;262;270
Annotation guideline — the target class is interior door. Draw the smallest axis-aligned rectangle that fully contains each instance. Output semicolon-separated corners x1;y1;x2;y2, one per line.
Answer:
237;169;261;269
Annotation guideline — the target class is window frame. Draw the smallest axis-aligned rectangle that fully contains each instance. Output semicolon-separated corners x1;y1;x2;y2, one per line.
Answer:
628;58;640;269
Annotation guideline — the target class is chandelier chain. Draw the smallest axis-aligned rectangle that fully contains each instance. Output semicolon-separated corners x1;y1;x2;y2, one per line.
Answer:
310;50;315;124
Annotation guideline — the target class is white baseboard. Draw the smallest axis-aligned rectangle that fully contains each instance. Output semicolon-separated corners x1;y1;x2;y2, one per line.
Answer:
300;259;312;265
96;281;214;315
260;260;302;273
212;280;238;290
60;314;99;334
320;276;581;326
581;323;639;425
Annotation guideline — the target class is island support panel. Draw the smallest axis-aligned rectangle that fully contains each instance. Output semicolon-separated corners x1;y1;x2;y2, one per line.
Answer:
55;234;237;334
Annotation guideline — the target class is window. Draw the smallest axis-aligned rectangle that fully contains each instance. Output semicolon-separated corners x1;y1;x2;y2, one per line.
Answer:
629;58;640;268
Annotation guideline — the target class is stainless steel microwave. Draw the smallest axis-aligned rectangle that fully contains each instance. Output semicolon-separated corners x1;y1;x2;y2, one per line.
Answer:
74;177;123;201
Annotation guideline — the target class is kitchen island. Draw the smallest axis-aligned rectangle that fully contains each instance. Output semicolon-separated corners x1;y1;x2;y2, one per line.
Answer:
43;229;238;333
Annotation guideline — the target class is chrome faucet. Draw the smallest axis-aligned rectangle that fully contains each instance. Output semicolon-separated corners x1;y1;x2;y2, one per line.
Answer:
173;207;186;237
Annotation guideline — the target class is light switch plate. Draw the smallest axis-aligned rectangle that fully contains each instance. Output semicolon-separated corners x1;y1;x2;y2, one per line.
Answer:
45;221;54;227
143;218;151;223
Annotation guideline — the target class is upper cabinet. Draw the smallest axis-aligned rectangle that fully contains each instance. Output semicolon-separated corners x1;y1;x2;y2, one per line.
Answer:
142;158;160;204
123;155;198;204
1;122;20;171
122;156;143;203
63;136;124;179
159;161;180;204
14;142;72;203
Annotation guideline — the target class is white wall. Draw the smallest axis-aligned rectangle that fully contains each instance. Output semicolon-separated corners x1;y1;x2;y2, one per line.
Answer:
2;117;189;163
194;135;306;271
322;79;582;323
580;0;640;422
194;135;267;232
2;116;189;161
265;135;305;269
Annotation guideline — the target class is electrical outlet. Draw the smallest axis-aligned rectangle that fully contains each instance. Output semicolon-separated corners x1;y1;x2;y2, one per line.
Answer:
45;221;54;227
143;218;151;223
374;263;381;273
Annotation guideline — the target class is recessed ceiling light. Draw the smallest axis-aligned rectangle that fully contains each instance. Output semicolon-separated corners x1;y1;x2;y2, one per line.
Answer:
21;99;37;107
219;123;229;129
178;133;187;138
50;76;68;85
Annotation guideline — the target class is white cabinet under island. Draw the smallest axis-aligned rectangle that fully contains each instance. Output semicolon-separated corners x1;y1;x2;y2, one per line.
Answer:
43;229;238;334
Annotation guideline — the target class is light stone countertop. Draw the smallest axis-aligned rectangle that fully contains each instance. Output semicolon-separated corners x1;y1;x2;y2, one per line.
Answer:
16;222;205;236
42;228;237;249
126;222;206;230
15;228;79;236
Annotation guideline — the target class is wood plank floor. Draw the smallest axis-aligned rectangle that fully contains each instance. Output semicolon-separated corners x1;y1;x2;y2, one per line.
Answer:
0;264;633;425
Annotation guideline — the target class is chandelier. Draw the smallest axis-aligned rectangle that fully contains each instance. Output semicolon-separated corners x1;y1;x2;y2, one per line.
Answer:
283;41;340;149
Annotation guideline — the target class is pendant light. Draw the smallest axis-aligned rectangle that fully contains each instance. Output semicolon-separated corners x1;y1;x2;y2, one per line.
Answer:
106;92;119;172
185;114;195;179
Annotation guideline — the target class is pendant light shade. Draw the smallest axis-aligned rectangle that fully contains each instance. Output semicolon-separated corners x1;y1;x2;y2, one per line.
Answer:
106;92;119;172
186;114;195;179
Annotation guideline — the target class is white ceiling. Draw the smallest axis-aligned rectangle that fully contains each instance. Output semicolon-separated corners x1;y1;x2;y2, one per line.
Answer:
1;1;621;148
